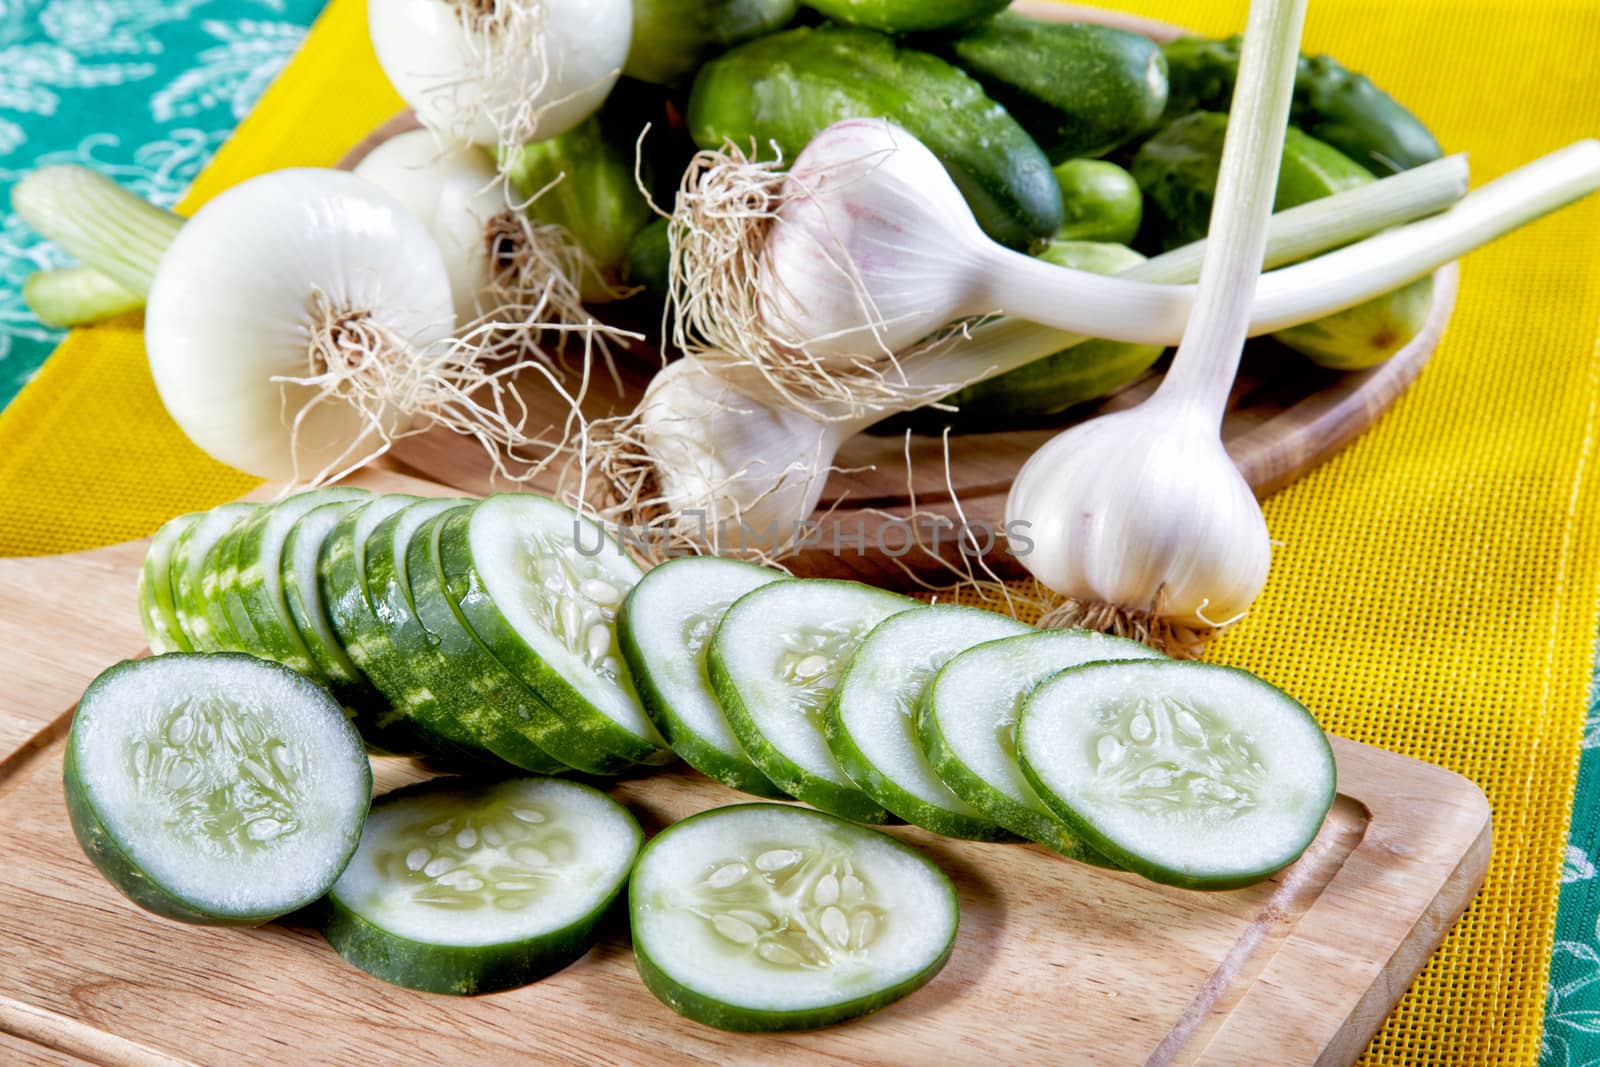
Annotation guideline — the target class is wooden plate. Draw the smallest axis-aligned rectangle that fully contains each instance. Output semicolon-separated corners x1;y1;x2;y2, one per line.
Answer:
342;4;1458;586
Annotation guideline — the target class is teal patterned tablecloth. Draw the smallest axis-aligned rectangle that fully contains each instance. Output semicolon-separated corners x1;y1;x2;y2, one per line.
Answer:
2;2;1598;1062
0;0;327;407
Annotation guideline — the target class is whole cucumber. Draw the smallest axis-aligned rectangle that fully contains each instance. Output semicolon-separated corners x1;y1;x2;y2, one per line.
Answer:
1161;35;1442;175
623;217;674;296
804;0;1008;33
1132;111;1370;249
944;14;1168;163
875;242;1166;432
1053;159;1142;245
1132;111;1432;370
687;25;1062;249
625;0;799;87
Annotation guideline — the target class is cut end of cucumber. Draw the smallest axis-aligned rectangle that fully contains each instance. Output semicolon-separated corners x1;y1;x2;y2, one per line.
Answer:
631;803;957;1031
326;777;641;994
1018;661;1336;889
66;654;372;924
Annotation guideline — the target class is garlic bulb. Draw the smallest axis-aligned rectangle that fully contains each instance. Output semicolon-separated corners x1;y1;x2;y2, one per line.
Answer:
368;0;631;151
352;129;502;325
145;168;456;480
1006;0;1307;641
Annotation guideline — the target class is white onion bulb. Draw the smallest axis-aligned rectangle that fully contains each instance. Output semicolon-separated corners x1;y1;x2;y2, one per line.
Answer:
145;168;455;480
369;0;631;149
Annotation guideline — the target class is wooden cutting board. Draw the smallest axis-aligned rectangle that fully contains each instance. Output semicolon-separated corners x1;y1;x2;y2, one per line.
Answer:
0;468;1491;1066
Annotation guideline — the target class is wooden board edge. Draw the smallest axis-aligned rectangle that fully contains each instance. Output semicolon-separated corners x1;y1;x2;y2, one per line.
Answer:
1193;739;1493;1064
0;998;193;1067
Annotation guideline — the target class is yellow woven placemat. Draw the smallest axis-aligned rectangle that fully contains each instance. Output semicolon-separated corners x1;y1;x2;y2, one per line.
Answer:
2;0;1598;1061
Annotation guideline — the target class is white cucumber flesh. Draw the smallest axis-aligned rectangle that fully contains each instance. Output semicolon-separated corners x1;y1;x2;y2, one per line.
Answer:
446;494;666;764
630;803;958;1031
826;605;1031;840
324;776;641;994
139;512;201;653
1017;660;1338;890
708;580;918;824
64;653;372;925
919;629;1162;860
618;556;788;798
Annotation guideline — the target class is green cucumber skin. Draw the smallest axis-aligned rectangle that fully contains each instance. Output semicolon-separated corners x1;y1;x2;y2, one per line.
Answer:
913;684;1113;865
401;513;574;776
139;513;201;654
619;616;789;799
322;777;640;995
199;525;254;654
282;502;381;711
63;653;373;926
615;558;789;799
687;25;1061;250
804;0;1006;33
1016;663;1338;891
629;803;957;1032
945;14;1168;163
1161;34;1443;175
1133;112;1372;250
626;0;799;86
706;638;891;825
168;503;256;652
361;503;512;767
438;505;661;769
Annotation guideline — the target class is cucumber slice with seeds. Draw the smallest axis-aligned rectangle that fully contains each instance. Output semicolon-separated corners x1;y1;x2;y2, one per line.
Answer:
618;557;788;797
394;513;570;775
324;776;641;994
441;494;667;766
825;605;1030;840
170;503;257;652
630;803;957;1032
1017;660;1337;890
918;629;1161;860
708;580;917;824
232;488;371;679
64;653;372;925
282;499;377;707
139;512;201;653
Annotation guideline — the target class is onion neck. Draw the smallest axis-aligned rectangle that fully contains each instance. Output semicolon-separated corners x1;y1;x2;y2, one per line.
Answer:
11;165;183;298
1151;0;1308;423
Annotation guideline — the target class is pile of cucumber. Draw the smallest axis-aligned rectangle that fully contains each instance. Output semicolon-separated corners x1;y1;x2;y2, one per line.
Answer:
92;485;1336;1026
589;0;1446;427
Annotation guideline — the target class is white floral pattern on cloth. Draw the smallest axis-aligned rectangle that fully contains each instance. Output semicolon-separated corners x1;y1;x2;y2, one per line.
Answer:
1544;674;1600;1066
0;0;321;406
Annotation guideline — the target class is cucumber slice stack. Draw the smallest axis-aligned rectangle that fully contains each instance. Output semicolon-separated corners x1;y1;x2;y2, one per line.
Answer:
138;512;202;653
709;580;919;823
918;629;1162;860
1017;660;1337;889
324;777;641;994
65;654;372;925
630;803;958;1031
618;556;787;797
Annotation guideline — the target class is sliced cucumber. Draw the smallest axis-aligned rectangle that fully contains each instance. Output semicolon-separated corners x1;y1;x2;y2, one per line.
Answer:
918;629;1161;860
64;653;372;925
206;521;267;655
169;503;256;652
825;605;1030;840
282;499;376;706
441;494;667;766
618;557;787;798
394;512;572;775
631;803;957;1031
708;580;916;824
362;498;510;766
232;488;372;679
324;776;641;994
1017;660;1337;890
139;513;201;654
